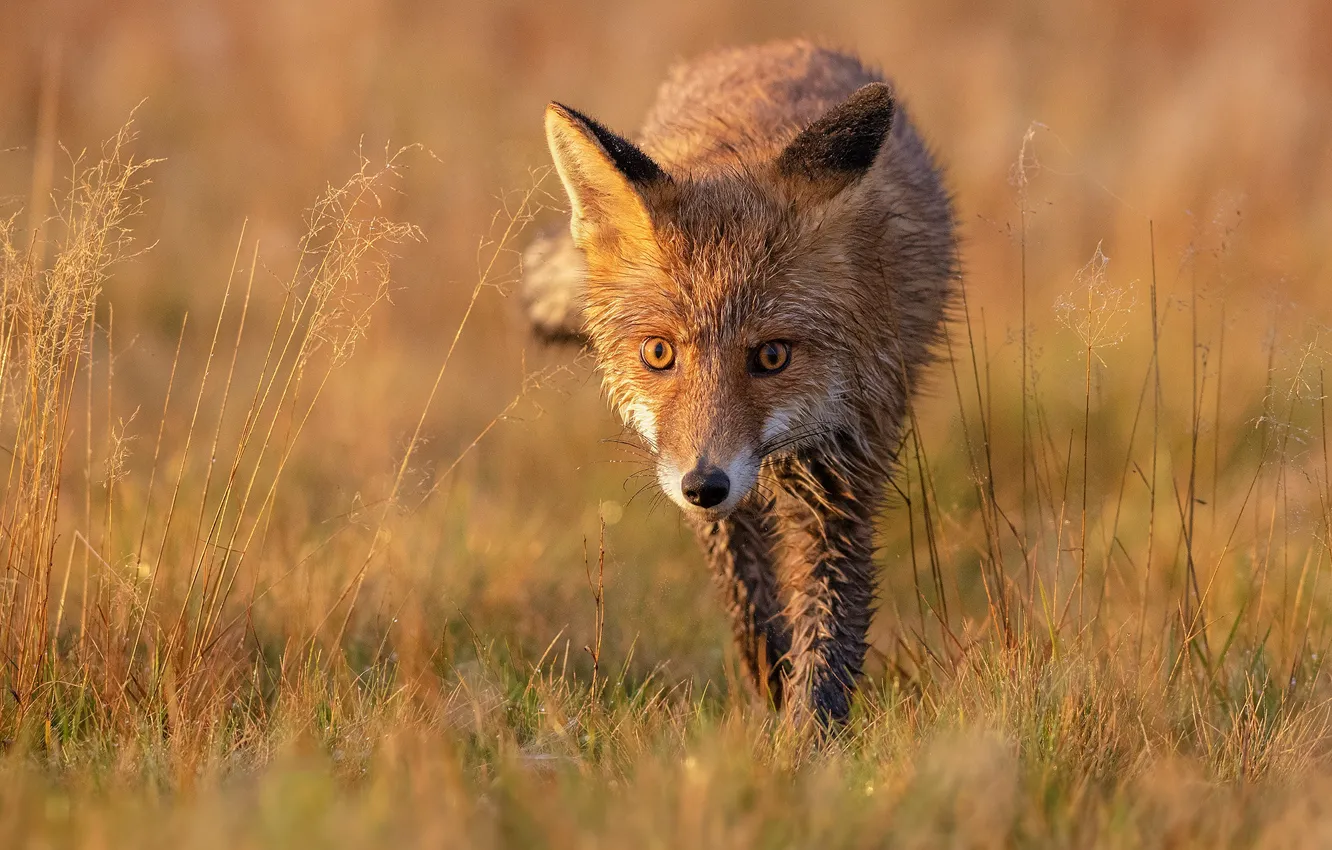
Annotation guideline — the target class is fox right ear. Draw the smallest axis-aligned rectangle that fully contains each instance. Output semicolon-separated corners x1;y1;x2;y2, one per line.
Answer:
776;82;896;191
545;103;666;253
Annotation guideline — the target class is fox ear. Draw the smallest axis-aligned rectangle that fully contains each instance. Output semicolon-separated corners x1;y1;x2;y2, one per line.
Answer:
545;103;666;252
776;83;896;187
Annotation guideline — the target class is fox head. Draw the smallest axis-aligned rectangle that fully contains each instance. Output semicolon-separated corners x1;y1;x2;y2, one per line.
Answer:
545;83;911;518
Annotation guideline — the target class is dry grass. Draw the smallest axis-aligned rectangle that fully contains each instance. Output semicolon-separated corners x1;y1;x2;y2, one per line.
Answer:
3;0;1332;846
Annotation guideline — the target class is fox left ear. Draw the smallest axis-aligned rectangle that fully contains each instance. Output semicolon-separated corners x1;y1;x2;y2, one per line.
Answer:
776;83;896;188
545;103;667;255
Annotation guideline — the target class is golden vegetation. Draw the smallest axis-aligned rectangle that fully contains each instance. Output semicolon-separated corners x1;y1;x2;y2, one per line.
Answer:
3;0;1332;846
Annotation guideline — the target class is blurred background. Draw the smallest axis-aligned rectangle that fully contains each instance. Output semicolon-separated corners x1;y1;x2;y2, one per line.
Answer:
3;0;1331;684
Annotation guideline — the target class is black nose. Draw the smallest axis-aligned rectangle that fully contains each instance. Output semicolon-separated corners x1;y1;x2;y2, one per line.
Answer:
681;466;730;508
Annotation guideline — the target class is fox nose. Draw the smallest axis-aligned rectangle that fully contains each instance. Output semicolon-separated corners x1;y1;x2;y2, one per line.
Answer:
681;466;730;508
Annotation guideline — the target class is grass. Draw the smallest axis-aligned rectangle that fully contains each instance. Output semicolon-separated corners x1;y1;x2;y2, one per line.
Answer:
5;1;1332;846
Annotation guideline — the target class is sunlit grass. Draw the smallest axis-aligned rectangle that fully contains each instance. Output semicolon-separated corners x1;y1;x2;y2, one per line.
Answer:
4;6;1332;842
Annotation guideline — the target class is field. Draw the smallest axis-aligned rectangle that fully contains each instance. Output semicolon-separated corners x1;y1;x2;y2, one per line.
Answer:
3;0;1332;846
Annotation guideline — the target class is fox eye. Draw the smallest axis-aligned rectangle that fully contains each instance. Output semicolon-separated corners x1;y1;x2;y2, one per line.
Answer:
750;341;791;375
641;337;676;371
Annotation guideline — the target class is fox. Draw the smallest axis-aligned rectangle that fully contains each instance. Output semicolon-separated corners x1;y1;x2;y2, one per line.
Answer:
523;40;957;725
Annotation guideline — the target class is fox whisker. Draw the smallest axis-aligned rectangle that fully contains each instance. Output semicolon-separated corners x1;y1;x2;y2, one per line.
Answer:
624;478;661;509
602;436;656;459
759;422;837;457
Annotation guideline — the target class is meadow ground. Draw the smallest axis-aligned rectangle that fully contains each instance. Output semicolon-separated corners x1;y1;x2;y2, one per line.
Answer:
3;1;1332;846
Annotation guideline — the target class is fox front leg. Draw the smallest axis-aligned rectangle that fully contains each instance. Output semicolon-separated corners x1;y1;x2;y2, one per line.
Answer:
771;450;880;726
691;507;792;708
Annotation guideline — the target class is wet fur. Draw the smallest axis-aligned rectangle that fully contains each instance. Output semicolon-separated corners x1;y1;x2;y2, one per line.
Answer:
527;40;957;724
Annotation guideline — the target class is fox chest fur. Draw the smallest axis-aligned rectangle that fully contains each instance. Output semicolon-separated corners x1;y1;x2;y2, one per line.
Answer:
528;40;957;724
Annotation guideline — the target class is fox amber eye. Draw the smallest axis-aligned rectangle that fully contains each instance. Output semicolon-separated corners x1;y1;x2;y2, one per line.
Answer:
640;337;676;371
750;341;791;375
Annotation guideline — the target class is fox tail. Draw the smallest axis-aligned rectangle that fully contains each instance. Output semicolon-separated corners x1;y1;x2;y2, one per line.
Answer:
520;226;587;345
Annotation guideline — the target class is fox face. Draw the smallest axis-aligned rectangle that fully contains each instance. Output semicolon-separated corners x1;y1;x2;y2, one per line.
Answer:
545;84;905;517
601;261;854;517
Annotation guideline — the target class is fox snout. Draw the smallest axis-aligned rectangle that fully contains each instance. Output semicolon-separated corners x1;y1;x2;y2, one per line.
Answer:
657;449;761;517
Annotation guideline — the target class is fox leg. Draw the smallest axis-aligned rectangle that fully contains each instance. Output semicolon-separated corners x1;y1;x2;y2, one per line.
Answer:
771;450;880;726
690;507;791;707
